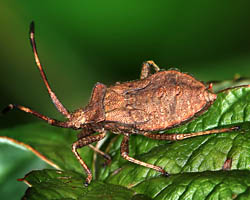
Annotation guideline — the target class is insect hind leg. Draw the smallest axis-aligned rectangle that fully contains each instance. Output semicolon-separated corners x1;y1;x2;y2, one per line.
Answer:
143;126;240;141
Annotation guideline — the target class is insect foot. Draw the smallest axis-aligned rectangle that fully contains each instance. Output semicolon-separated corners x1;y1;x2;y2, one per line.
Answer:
162;170;170;177
3;22;240;186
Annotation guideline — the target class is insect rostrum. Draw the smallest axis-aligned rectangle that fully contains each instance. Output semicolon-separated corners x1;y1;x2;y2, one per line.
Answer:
3;22;238;186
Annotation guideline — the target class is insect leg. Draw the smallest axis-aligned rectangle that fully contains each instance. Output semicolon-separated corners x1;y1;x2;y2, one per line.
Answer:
88;144;111;162
2;104;70;128
140;60;160;79
120;134;169;176
29;22;70;119
143;126;240;141
72;131;107;186
77;128;95;139
77;127;111;163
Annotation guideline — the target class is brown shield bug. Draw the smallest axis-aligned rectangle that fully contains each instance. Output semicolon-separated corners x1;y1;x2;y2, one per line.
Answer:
3;22;239;186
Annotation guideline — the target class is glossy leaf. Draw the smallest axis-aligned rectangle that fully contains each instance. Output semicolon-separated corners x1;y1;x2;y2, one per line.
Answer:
0;123;94;174
22;169;151;200
132;170;250;200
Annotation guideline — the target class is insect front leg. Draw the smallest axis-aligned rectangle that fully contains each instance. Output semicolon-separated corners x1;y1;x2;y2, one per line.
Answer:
88;144;111;164
120;134;169;176
77;129;111;163
72;131;107;186
140;60;160;79
77;127;95;139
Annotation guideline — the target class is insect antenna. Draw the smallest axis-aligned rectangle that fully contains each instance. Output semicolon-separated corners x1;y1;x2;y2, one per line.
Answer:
29;21;70;119
2;104;70;128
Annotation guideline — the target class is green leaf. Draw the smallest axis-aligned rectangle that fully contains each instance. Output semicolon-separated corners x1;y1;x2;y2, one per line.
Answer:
22;169;151;200
0;144;48;199
0;123;94;174
132;170;250;200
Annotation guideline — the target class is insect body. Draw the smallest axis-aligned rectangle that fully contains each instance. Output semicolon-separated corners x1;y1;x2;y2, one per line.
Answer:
3;22;237;186
104;69;217;132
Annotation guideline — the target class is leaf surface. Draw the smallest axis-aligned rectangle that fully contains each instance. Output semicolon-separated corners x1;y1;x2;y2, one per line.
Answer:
0;124;93;174
22;169;151;200
132;170;250;200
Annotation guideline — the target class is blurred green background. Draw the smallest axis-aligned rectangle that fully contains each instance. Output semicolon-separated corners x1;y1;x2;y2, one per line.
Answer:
1;0;250;199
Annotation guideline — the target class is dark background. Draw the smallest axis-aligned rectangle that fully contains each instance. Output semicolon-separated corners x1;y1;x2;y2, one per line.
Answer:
1;1;250;199
2;1;250;127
